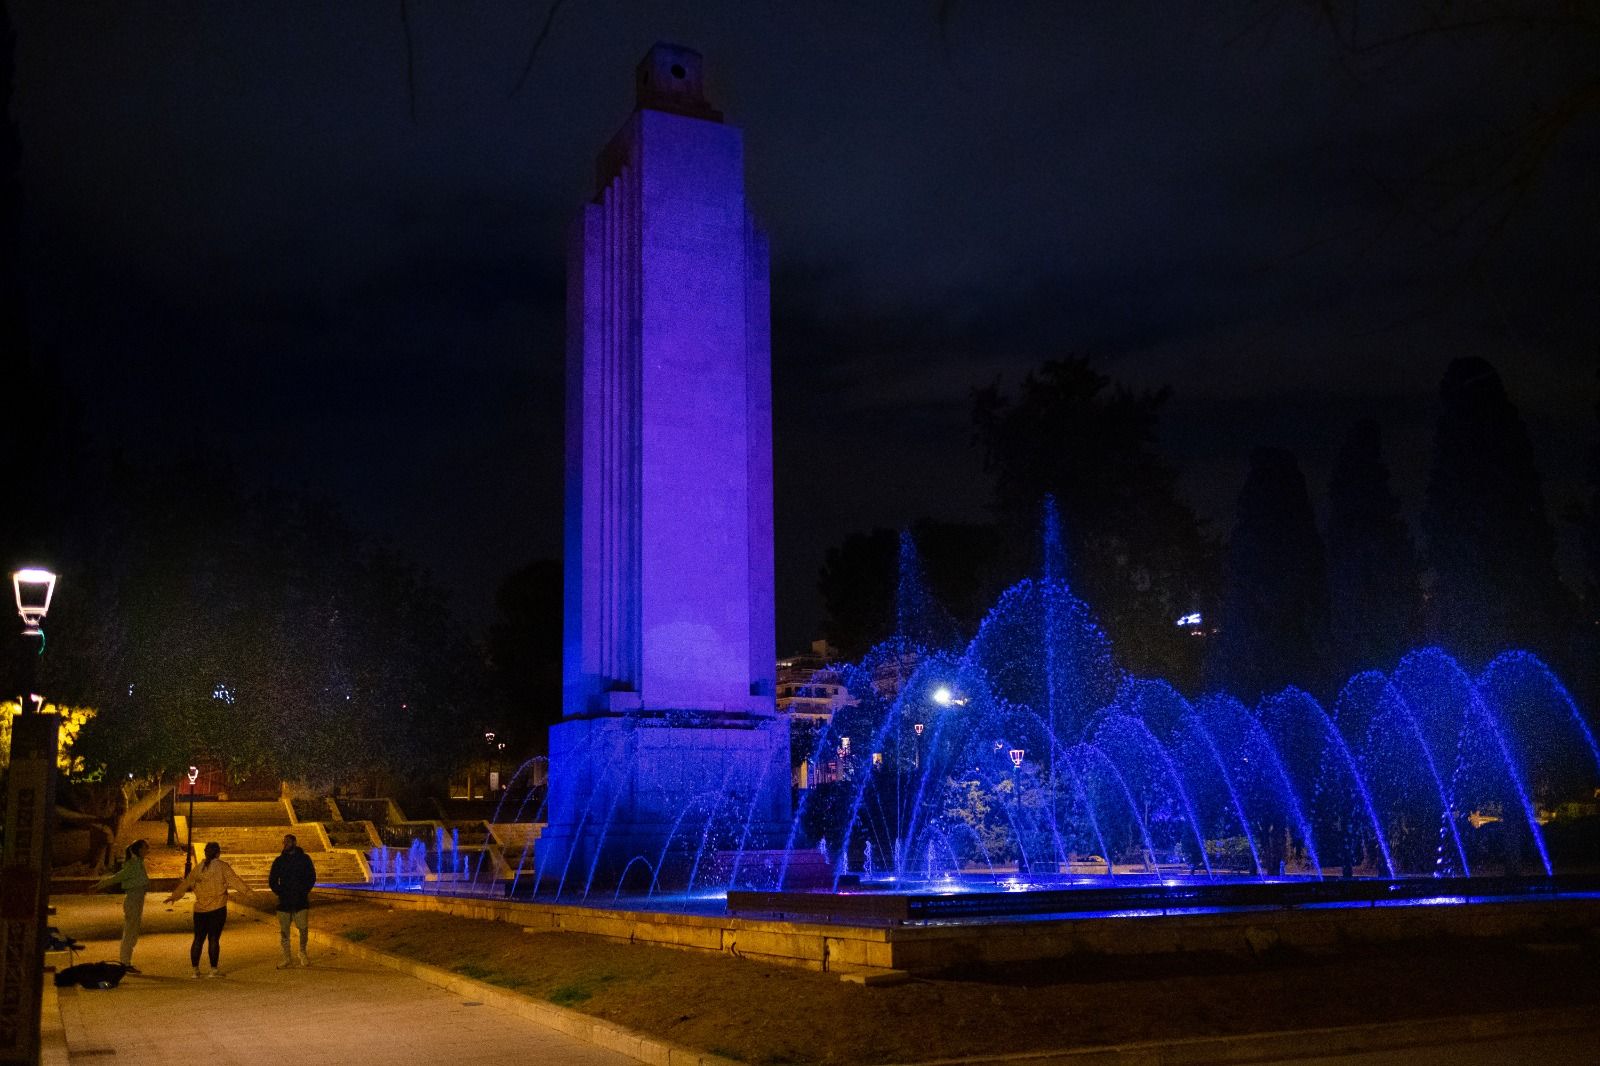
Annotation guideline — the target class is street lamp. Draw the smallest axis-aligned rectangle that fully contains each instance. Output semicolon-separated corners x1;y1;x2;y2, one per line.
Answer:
913;722;924;768
12;569;55;717
12;568;56;638
4;567;58;1063
1008;748;1027;874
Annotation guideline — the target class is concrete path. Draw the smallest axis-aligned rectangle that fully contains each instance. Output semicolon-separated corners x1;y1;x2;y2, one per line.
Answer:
46;893;640;1066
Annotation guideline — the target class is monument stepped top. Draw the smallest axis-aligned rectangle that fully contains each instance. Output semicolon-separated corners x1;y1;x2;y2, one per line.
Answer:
635;43;722;123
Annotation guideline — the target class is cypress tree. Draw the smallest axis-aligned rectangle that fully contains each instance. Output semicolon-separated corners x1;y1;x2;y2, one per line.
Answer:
1326;420;1420;676
1420;357;1571;663
1212;447;1332;701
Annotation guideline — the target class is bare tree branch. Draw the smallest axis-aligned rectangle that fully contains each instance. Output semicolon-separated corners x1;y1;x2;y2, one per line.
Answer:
508;0;570;101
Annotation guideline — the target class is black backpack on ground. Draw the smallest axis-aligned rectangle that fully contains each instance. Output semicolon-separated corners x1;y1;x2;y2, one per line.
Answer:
54;962;127;989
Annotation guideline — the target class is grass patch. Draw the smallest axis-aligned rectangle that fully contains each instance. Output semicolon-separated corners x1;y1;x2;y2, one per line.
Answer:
548;983;593;1007
302;894;1600;1066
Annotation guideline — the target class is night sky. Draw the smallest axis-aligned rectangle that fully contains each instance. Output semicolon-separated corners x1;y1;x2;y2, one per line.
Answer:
12;3;1598;648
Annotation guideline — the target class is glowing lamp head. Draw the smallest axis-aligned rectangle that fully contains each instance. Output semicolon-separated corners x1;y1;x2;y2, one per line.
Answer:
1008;748;1025;769
913;722;924;736
932;686;953;706
187;766;200;785
12;568;57;634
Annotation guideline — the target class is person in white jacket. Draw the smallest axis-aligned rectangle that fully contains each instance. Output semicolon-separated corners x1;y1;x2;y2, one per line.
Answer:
165;841;252;978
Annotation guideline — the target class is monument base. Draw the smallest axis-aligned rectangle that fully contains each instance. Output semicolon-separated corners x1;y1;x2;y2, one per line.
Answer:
539;711;792;891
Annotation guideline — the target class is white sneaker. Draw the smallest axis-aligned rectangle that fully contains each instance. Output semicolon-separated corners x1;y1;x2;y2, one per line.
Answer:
190;969;201;980
277;958;294;969
298;951;309;967
205;970;221;979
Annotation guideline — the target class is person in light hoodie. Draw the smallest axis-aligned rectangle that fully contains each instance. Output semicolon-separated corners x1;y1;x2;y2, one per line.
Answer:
164;841;252;978
93;840;151;971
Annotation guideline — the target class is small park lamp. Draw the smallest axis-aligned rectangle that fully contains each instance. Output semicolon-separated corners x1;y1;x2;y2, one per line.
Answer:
912;722;924;768
1008;748;1027;874
184;765;200;875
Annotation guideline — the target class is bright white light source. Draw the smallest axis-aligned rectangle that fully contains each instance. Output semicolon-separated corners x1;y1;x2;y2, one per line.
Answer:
12;568;57;631
1175;612;1202;628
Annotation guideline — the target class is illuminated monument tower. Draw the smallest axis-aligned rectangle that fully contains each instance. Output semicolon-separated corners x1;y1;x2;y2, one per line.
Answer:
539;45;790;883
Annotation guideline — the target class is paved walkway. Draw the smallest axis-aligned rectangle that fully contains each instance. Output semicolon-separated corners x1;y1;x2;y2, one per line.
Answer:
46;893;640;1066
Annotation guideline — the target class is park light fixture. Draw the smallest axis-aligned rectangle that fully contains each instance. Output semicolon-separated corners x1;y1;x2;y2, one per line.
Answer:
931;685;967;707
12;567;56;636
913;722;924;736
1009;748;1025;770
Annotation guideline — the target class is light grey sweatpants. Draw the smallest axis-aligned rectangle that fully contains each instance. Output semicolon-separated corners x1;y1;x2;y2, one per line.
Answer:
120;890;146;966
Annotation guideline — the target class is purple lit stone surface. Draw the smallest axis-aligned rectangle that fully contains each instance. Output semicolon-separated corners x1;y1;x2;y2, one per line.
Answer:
543;45;788;882
562;52;774;718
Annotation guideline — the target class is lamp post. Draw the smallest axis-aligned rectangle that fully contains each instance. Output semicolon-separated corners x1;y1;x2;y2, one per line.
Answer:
2;567;59;1066
913;722;923;769
184;765;199;876
1008;747;1027;875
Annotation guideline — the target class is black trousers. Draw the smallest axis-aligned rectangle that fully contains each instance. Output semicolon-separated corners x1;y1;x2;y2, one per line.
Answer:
190;906;227;968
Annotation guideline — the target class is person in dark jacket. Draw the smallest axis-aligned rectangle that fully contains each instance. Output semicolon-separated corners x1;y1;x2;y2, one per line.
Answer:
268;833;317;967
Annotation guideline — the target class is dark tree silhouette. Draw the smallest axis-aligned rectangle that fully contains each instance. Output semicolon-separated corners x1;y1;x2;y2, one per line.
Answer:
62;454;490;794
1326;419;1420;676
817;522;1001;659
1420;357;1571;664
487;558;563;753
1212;447;1332;700
817;528;898;660
972;358;1217;687
1581;363;1600;620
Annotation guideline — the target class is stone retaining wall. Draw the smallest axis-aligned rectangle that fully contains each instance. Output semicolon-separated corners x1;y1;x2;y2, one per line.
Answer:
319;887;1600;976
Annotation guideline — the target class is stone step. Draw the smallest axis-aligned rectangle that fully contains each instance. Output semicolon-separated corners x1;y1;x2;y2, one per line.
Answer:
183;825;322;854
189;801;291;827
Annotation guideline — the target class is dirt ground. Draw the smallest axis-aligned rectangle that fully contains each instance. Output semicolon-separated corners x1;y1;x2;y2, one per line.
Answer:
294;894;1600;1065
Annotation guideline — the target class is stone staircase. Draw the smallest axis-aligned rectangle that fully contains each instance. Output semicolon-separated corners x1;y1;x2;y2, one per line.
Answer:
177;799;367;889
170;798;538;889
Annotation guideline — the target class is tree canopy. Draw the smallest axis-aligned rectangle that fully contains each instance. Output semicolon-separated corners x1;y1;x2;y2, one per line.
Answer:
46;454;490;795
1212;447;1332;701
1421;357;1571;664
972;357;1217;686
1326;419;1419;676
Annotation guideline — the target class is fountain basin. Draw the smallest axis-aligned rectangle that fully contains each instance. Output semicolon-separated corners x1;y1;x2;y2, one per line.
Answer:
727;874;1600;922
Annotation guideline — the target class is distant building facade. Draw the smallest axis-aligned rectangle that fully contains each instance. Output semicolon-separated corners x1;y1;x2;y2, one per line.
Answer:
776;640;856;788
